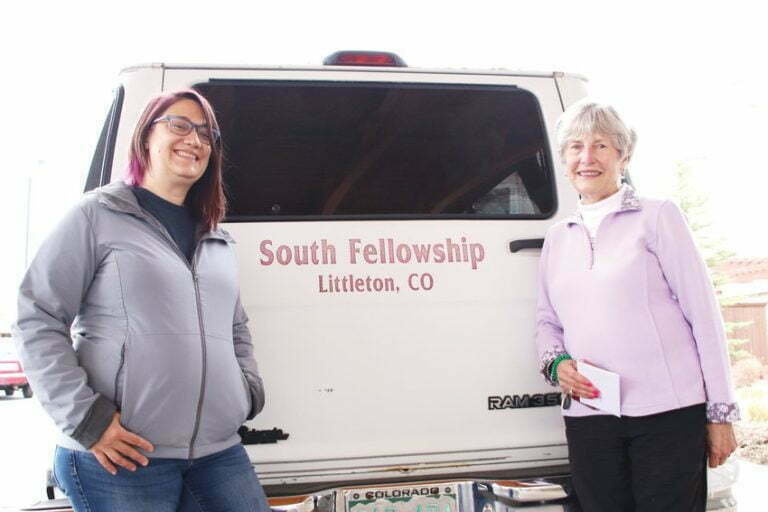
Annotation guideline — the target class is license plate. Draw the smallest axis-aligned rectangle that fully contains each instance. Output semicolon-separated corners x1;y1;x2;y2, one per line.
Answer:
345;483;459;512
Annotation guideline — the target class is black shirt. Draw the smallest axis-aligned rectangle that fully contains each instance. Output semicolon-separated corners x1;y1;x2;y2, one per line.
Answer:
132;187;198;262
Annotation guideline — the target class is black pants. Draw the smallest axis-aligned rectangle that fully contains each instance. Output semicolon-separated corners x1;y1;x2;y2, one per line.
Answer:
564;404;707;512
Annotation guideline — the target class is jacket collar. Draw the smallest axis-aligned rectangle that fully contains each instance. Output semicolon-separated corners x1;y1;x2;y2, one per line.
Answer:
565;184;643;226
565;185;641;226
93;181;234;243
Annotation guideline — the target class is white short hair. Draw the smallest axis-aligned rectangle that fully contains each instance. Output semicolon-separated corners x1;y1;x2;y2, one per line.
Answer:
556;99;637;164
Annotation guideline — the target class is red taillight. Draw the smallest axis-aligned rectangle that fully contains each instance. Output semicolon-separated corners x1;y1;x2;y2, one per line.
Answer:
323;51;407;67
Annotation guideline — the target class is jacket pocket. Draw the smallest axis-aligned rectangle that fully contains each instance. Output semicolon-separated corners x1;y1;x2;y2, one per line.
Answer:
240;370;253;418
196;334;251;446
74;331;123;408
113;344;126;408
119;333;201;448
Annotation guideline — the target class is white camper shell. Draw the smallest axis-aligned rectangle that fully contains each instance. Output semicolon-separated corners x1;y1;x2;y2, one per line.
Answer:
26;52;737;512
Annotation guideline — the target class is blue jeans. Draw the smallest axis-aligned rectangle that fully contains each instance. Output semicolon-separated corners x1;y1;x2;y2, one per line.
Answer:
53;443;270;512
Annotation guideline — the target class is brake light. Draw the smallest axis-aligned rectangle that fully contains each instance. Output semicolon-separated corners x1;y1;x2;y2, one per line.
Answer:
323;51;407;67
0;361;21;372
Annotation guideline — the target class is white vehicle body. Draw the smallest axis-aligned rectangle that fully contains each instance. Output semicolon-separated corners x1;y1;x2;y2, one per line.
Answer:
25;53;737;512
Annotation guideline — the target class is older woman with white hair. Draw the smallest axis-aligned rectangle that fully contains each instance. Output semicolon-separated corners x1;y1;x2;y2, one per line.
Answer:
535;100;739;511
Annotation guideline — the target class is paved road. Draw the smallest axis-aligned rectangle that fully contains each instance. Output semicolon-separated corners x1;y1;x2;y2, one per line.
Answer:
732;459;768;511
0;394;58;510
1;396;766;510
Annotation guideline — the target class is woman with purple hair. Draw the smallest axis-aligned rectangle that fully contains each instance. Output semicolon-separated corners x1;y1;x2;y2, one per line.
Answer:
14;90;268;511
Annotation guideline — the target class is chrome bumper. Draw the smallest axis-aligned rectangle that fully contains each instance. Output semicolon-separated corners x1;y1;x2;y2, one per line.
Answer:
24;460;741;512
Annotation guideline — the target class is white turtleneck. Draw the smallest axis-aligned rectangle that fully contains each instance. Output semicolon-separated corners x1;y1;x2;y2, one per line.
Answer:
578;184;626;239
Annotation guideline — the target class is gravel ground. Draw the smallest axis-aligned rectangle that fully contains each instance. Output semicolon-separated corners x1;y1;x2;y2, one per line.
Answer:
735;422;768;465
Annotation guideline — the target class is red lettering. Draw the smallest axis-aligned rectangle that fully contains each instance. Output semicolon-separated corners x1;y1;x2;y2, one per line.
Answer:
411;244;431;262
259;240;274;265
446;238;461;262
348;239;362;264
433;244;446;263
363;243;378;264
321;239;337;264
396;243;412;263
470;243;485;269
276;245;292;265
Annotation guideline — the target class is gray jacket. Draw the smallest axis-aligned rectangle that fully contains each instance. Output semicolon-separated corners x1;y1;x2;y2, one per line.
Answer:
13;182;265;459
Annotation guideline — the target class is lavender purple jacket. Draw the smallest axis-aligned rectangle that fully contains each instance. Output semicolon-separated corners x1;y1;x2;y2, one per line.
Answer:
535;187;739;422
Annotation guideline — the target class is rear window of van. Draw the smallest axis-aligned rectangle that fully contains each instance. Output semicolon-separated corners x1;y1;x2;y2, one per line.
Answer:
197;81;556;220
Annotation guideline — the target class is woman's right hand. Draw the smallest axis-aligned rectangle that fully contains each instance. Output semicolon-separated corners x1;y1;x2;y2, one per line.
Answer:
90;412;154;474
557;360;599;399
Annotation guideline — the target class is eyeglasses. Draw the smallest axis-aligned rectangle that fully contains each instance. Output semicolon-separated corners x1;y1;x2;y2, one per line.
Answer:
152;115;220;145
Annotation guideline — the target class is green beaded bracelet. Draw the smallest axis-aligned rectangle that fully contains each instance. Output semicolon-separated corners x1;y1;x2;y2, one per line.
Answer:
549;354;572;384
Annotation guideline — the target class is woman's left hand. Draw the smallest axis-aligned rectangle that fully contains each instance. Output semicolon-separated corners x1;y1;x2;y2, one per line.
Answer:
706;423;737;468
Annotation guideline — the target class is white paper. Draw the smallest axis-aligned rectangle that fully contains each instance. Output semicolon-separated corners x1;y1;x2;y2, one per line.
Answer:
577;361;621;417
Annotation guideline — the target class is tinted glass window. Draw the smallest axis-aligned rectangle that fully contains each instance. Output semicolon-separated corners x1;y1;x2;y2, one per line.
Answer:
197;81;555;219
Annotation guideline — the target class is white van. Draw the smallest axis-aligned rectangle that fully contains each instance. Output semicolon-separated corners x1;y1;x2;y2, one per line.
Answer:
26;51;737;512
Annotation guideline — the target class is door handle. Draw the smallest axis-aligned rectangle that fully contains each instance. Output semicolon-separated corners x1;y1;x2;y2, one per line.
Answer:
509;238;544;253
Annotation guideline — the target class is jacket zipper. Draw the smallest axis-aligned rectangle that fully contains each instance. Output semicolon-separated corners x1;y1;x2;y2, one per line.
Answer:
133;211;209;460
578;211;619;270
187;266;208;459
578;223;595;269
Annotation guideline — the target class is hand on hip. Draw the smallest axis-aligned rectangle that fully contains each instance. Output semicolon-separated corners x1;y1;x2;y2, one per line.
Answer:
90;412;155;474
